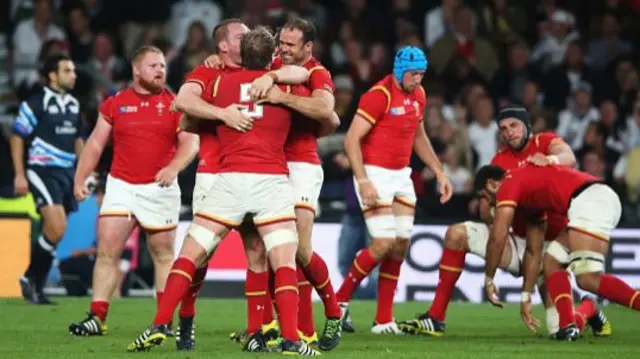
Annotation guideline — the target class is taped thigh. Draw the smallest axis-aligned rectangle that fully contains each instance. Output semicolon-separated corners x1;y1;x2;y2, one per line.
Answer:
365;215;396;239
263;229;298;252
187;223;221;255
394;215;414;239
545;241;571;266
568;251;605;275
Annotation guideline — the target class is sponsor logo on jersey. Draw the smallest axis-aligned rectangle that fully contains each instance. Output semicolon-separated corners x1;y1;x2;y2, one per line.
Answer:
119;106;138;113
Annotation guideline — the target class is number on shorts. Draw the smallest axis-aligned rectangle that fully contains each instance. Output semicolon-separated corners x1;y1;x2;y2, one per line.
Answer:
239;83;264;118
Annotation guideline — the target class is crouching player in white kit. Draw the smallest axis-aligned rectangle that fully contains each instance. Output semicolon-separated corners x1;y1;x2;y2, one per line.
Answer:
127;27;320;356
336;46;453;334
69;46;199;336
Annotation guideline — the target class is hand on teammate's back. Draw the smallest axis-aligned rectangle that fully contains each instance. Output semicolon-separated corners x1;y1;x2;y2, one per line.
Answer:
249;75;275;101
204;54;224;69
222;104;253;132
527;152;551;166
256;85;285;105
14;175;29;196
155;166;178;187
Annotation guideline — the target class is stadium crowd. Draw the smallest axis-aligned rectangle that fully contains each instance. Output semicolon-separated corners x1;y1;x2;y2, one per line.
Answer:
1;0;640;225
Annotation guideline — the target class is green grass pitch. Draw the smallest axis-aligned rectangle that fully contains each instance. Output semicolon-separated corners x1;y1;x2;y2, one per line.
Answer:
1;298;637;358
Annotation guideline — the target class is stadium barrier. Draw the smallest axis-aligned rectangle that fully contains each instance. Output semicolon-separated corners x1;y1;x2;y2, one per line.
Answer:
175;222;640;303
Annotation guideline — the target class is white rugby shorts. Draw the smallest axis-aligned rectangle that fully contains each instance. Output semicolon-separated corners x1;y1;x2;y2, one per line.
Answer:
192;173;219;214
195;173;296;227
287;162;323;213
567;183;621;241
100;175;180;231
353;165;416;209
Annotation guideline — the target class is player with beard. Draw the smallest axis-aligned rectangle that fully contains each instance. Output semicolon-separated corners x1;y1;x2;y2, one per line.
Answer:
244;17;342;350
127;27;320;356
171;18;312;351
11;55;84;305
398;106;609;338
477;163;636;341
69;46;199;336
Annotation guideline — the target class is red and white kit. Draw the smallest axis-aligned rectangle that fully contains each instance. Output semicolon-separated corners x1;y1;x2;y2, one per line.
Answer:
272;57;334;213
353;74;426;210
464;132;570;274
98;88;182;230
183;65;241;213
195;69;307;240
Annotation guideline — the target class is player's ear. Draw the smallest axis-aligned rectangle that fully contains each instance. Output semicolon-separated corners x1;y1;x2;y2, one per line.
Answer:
218;40;228;53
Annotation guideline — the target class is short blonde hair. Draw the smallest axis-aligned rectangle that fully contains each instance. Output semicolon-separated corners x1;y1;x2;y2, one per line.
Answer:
132;46;164;64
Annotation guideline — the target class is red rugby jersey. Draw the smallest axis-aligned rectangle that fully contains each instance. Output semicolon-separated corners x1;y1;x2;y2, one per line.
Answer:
496;165;599;218
99;87;180;184
272;57;335;164
184;65;241;174
356;75;426;170
210;69;306;174
490;132;568;240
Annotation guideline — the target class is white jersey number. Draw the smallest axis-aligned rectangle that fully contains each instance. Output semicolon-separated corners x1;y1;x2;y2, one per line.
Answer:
239;83;264;118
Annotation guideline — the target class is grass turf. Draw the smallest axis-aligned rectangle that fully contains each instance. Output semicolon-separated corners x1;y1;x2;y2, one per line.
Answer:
1;298;637;358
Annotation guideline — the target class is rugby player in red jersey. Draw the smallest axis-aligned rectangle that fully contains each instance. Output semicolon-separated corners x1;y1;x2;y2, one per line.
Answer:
476;164;639;341
69;46;199;336
171;18;312;351
245;17;342;350
335;46;453;335
127;27;320;356
399;106;607;337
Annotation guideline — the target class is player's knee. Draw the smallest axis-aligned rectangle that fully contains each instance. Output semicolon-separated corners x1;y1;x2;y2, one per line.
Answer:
187;222;221;255
43;219;67;241
395;215;414;239
390;238;410;259
296;242;313;266
365;214;395;239
370;238;395;259
444;223;468;251
263;229;298;253
569;251;605;291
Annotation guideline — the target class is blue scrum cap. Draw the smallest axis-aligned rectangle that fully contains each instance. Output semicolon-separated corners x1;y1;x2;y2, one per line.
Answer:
393;46;428;83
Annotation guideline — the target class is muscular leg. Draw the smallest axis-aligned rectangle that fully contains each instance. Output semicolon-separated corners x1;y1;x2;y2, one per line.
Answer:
240;223;271;335
375;201;413;325
336;207;396;304
24;204;67;296
257;221;300;344
146;229;176;306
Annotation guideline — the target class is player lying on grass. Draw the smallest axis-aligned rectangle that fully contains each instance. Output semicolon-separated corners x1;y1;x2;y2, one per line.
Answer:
476;164;640;341
398;106;608;338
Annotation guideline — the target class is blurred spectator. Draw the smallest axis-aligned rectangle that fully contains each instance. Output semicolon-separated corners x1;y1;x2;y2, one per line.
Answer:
581;150;609;181
587;13;632;71
467;95;498;168
289;0;327;36
556;82;599;150
89;32;127;97
599;100;625;154
478;0;528;55
490;42;540;107
67;7;94;64
333;74;356;132
441;145;472;194
622;102;640;150
168;0;222;50
610;58;638;118
168;21;211;91
531;108;554;133
431;6;499;82
518;80;540;111
531;9;579;72
423;0;466;50
543;41;600;111
576;121;621;175
12;0;66;86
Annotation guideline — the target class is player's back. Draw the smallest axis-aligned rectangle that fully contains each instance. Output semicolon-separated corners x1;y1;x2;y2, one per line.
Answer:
211;70;300;174
506;165;600;215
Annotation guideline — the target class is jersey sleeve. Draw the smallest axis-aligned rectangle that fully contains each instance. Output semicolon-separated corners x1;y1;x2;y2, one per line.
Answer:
99;96;116;125
308;66;335;94
495;176;521;209
12;99;40;137
184;66;218;91
535;132;562;154
356;88;389;126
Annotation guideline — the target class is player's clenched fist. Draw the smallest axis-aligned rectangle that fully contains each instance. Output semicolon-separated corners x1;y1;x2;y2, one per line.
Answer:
14;175;29;196
222;104;253;132
73;178;91;201
155;165;178;187
357;178;378;207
